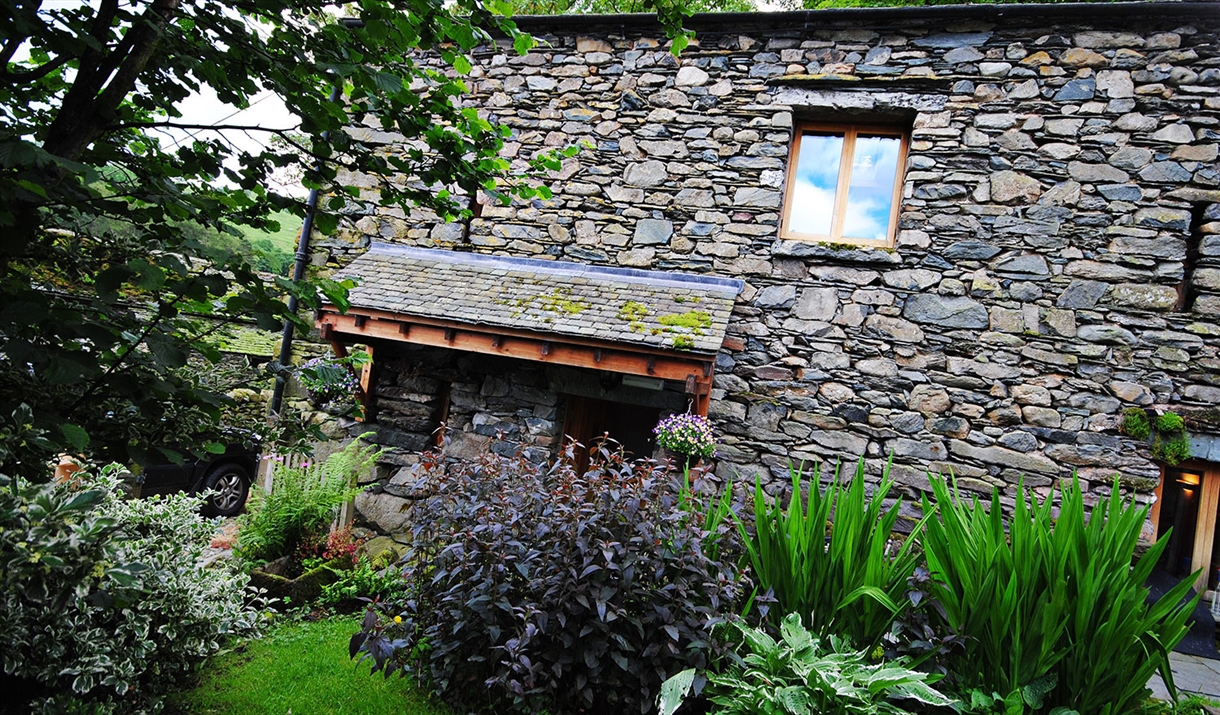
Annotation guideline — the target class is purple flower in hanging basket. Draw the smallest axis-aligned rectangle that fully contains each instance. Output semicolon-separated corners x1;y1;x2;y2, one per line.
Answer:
653;412;716;458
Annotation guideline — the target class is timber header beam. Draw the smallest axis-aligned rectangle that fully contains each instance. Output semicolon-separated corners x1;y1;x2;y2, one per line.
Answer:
316;307;717;385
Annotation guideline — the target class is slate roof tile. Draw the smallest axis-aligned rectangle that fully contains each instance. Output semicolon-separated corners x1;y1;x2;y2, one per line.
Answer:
335;243;744;355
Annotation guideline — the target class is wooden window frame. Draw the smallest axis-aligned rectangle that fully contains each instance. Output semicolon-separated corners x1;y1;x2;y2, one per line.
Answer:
780;122;909;248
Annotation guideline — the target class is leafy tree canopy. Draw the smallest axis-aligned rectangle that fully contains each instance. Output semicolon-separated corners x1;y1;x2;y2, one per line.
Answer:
0;0;693;481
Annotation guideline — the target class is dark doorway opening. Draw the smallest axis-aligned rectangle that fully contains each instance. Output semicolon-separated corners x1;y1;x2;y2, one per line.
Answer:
1158;466;1206;580
563;395;660;475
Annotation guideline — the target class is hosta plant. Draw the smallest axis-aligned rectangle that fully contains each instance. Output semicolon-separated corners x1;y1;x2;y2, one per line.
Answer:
922;476;1198;715
351;443;745;715
737;459;924;650
658;613;956;715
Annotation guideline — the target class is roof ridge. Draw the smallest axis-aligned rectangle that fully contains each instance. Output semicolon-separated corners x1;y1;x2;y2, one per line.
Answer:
363;243;745;296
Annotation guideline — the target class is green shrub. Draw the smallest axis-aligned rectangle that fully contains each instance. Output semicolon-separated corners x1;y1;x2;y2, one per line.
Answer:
351;445;745;715
235;437;378;565
736;459;922;650
0;467;264;714
921;476;1198;715
1121;408;1151;440
658;613;955;715
318;553;410;609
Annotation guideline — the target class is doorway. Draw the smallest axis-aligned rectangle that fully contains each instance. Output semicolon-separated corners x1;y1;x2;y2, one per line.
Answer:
1153;462;1220;592
562;395;661;475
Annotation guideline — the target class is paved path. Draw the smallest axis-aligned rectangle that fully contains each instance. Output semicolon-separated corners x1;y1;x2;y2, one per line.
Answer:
1149;653;1220;701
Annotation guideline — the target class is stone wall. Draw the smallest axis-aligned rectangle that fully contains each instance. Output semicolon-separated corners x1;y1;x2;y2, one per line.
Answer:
324;3;1220;511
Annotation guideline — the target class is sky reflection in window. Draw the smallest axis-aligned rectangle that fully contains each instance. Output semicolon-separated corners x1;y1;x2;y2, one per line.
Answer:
843;135;901;241
787;132;843;236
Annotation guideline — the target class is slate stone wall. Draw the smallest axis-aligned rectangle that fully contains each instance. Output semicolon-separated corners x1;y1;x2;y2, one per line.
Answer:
323;3;1220;511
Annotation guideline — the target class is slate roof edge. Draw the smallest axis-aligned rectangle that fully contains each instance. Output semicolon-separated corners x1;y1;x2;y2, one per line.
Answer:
357;243;746;296
506;2;1220;33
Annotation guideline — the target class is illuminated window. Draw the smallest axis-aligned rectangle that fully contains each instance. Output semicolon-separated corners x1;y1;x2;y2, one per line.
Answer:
780;123;908;247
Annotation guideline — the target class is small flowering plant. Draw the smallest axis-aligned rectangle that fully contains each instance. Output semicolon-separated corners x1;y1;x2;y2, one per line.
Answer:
298;354;363;406
653;412;716;458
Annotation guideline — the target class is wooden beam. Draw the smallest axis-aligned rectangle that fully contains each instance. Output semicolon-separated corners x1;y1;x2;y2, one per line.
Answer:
1191;463;1220;591
322;304;722;361
317;310;713;382
359;344;377;423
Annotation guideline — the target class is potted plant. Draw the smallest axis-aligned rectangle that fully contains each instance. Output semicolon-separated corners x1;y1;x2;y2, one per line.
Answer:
653;412;716;473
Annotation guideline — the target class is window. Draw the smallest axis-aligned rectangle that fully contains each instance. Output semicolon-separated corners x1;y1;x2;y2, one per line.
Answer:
780;123;908;247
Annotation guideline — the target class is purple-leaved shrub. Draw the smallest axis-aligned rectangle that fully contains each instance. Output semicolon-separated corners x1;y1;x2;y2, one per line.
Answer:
351;442;745;714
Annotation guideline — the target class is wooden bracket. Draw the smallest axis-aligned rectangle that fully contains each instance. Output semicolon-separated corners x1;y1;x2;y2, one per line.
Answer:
684;375;711;396
319;323;334;340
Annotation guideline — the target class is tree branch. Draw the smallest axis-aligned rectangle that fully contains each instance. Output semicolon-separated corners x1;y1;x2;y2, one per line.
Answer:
0;54;71;83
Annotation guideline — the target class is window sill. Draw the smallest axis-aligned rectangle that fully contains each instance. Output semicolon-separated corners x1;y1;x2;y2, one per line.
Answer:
771;238;903;265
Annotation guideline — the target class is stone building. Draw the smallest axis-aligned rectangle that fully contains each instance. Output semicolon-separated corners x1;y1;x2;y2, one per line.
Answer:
316;2;1220;589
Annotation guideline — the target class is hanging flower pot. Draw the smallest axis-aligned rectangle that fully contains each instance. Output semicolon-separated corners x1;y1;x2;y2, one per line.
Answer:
653;412;716;475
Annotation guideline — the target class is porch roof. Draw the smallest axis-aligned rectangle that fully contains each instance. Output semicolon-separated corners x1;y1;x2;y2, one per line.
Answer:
330;243;744;356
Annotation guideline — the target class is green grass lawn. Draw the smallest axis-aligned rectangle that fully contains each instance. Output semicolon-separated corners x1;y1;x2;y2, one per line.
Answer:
169;617;449;715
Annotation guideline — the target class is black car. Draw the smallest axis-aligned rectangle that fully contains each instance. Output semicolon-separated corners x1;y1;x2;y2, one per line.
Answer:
137;443;261;517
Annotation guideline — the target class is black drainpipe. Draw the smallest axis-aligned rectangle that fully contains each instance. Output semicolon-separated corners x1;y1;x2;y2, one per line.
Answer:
269;83;344;417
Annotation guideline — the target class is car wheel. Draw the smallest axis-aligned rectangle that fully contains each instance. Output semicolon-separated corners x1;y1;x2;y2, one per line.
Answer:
198;464;250;517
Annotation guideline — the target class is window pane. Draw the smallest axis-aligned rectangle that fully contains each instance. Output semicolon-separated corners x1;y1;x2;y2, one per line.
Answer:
842;135;901;241
787;132;844;236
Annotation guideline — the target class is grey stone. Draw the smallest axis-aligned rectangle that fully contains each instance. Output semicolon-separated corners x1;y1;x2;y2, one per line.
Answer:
675;65;710;87
1096;69;1134;98
891;412;926;434
944;46;985;63
634;218;674;245
733;187;782;208
1078;323;1138;345
1105;283;1178;311
944;240;1002;260
903;294;990;329
998;431;1038;452
913;32;993;48
1096;184;1143;201
865;314;925;343
1139;162;1193;183
882;269;941;291
624;160;668;187
1151;124;1196;144
355;491;413;534
772;240;902;264
1053;79;1095;101
949;439;1060;474
792;287;840;321
1108;146;1152;170
991;171;1042;203
994;254;1050;279
755;284;797;308
1068;162;1130;183
1134;207;1192;231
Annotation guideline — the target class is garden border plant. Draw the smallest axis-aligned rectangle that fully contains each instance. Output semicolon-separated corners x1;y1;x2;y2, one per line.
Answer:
920;474;1198;715
0;466;265;714
350;441;746;715
736;458;925;651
